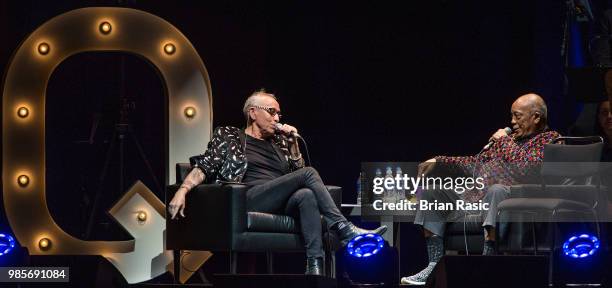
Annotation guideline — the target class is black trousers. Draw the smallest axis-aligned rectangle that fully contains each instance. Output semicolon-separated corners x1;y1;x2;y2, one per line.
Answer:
246;167;346;258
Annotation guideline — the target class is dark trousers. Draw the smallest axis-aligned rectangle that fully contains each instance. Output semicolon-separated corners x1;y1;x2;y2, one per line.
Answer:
246;167;346;258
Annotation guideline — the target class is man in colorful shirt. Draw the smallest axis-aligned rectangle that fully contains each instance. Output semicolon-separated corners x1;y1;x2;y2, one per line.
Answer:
401;93;560;285
168;90;386;275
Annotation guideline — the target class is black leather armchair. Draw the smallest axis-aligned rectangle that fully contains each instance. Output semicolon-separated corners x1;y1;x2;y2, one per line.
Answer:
495;136;606;285
166;163;342;281
497;137;605;249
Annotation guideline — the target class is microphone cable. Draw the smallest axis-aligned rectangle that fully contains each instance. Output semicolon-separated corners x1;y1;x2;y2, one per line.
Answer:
466;128;513;256
463;213;470;256
464;141;486;256
298;136;312;167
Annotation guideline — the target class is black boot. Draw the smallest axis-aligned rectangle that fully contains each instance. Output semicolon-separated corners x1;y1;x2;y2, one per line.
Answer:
305;257;324;276
482;240;496;255
335;222;388;247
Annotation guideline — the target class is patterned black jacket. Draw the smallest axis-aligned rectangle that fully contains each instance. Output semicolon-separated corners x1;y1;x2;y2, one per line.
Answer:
189;126;305;183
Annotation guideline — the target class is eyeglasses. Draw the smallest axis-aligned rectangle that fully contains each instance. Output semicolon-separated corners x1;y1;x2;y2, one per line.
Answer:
252;105;282;119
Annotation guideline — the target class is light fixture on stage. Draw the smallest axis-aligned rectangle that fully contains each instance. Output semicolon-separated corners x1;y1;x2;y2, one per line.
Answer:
562;233;600;259
17;107;29;118
2;7;213;283
37;43;50;55
163;43;176;55
99;21;112;34
554;228;607;286
136;211;147;223
38;238;51;251
17;175;29;187
184;106;196;118
347;233;385;258
0;234;16;256
338;233;398;287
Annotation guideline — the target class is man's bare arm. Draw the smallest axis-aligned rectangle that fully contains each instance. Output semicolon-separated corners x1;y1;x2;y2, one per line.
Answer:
169;168;205;219
179;168;206;193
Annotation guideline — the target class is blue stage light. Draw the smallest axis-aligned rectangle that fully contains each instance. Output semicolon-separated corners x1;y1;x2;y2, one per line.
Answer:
0;234;16;256
347;233;385;258
562;234;600;259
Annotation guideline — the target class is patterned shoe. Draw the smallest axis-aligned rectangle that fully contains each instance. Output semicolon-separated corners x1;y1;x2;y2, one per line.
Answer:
400;262;437;285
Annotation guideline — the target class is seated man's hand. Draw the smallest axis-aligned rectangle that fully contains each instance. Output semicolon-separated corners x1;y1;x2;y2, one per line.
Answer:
418;158;436;177
277;123;298;137
168;189;187;219
489;128;509;142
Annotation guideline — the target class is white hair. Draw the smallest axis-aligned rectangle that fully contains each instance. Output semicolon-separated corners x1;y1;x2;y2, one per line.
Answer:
242;90;277;125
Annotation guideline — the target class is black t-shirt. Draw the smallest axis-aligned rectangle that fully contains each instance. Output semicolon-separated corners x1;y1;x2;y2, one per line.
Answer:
242;134;289;185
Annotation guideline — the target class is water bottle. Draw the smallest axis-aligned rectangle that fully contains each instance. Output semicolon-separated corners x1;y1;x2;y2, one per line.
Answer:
395;166;405;202
375;168;383;202
384;166;395;203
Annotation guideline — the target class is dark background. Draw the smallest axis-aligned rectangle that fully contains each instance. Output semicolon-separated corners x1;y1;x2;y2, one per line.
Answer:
0;0;601;284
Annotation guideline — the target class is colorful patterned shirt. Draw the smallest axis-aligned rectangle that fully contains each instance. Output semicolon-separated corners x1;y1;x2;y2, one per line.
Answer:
435;130;561;202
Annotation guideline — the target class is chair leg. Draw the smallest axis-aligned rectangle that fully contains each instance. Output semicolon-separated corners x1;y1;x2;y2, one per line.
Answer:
230;251;238;274
530;214;537;255
173;249;181;284
496;209;518;254
502;210;538;255
324;233;332;277
591;209;601;239
330;254;336;278
495;210;501;254
549;226;556;286
266;252;274;274
197;269;211;285
549;210;557;287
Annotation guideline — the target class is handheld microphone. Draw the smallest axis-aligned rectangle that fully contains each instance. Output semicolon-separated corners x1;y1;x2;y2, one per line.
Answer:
274;123;302;138
482;127;512;150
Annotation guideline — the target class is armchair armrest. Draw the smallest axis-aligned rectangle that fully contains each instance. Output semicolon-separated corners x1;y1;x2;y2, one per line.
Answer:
166;183;249;251
509;184;600;207
175;163;192;184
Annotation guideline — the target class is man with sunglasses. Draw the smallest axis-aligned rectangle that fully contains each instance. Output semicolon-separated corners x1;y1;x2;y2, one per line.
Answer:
168;89;386;275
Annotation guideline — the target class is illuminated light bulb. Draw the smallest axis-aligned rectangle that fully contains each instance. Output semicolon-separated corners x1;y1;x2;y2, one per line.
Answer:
17;107;29;118
17;175;29;187
99;21;112;34
39;238;51;250
137;211;147;222
164;43;176;55
184;106;196;118
38;43;50;55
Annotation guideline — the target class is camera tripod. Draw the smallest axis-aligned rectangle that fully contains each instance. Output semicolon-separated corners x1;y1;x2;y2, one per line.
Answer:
83;93;163;239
